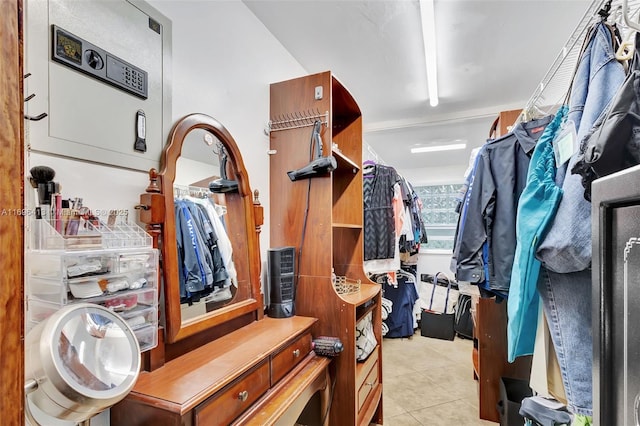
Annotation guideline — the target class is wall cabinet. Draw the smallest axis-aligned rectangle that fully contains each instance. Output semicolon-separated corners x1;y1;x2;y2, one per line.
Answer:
269;71;383;425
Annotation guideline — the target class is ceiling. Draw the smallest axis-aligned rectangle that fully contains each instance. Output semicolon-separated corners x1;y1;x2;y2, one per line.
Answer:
243;0;592;170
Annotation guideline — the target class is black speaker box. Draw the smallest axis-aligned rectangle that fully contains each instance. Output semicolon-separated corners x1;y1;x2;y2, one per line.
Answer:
267;246;296;318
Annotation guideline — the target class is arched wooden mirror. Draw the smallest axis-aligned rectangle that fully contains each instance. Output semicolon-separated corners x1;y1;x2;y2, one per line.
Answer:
140;113;263;344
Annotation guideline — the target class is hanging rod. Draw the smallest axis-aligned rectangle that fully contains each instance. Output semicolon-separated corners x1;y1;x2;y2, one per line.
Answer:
519;0;640;122
173;184;211;199
268;110;329;133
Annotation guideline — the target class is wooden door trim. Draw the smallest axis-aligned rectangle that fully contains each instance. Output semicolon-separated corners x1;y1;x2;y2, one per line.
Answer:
0;1;25;424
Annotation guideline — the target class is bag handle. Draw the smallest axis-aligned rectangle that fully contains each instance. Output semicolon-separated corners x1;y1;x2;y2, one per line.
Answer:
428;272;452;313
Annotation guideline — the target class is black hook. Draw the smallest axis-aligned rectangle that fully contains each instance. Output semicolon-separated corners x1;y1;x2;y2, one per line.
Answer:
598;0;612;20
24;113;48;121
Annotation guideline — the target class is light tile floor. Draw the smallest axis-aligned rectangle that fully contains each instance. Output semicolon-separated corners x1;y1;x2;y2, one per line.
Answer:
382;332;496;425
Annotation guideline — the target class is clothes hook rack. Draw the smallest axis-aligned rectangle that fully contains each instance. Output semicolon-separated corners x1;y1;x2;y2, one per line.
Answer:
267;109;328;133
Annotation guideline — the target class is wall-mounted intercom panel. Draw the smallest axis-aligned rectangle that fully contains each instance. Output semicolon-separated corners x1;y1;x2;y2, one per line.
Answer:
25;0;172;172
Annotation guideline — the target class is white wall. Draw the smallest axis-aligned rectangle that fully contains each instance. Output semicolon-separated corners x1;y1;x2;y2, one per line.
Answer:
398;164;466;186
395;164;467;280
27;0;307;258
25;2;307;424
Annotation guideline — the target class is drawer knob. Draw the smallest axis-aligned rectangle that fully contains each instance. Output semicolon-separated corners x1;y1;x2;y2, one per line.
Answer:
293;349;300;358
238;390;249;402
365;381;376;387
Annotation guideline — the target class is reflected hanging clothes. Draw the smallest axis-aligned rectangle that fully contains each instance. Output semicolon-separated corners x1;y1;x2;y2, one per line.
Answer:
189;196;237;288
508;106;567;362
175;200;213;298
174;198;231;304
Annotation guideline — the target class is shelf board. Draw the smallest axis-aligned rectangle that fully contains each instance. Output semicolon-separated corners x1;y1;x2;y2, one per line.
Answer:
333;149;360;172
332;223;362;229
338;282;380;306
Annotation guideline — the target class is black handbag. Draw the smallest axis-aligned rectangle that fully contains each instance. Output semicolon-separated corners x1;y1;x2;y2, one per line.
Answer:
420;272;455;341
573;32;640;201
454;293;474;339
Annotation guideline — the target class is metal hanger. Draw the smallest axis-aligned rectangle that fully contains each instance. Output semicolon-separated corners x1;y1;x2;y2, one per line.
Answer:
617;0;640;60
623;0;640;31
616;29;636;60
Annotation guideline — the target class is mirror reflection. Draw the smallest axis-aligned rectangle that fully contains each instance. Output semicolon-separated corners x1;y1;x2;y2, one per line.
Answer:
152;113;259;344
58;311;136;391
174;129;240;322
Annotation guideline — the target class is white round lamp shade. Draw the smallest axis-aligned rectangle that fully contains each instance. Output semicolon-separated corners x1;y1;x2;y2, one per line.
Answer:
25;303;141;423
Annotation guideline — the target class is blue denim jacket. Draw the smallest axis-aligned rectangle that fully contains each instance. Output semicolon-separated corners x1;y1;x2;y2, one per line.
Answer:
537;21;625;272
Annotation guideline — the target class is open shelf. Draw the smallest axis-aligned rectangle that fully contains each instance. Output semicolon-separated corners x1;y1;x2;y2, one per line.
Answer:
333;149;360;172
339;282;380;306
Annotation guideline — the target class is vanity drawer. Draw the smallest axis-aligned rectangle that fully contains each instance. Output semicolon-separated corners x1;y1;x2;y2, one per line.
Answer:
357;349;379;412
195;361;270;426
270;332;312;385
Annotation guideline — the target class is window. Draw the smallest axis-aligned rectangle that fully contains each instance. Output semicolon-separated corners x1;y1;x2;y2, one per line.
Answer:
415;183;463;252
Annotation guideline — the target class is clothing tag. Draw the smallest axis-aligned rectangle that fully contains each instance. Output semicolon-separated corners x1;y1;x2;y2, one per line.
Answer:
553;120;576;166
530;126;546;134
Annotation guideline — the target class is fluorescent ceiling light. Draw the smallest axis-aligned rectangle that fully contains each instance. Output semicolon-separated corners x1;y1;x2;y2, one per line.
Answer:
411;143;466;154
419;0;438;107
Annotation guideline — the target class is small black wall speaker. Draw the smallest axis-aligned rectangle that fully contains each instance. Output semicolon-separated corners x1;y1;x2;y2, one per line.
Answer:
267;246;296;318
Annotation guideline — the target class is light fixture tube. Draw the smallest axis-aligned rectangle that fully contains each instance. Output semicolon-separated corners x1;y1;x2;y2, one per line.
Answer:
411;143;466;154
419;0;438;107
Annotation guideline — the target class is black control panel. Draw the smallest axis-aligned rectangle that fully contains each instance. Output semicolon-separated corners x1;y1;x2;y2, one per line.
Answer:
52;25;148;99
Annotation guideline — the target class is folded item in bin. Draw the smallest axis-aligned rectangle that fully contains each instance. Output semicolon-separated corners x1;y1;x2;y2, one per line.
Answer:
67;259;106;278
97;277;147;293
104;294;138;311
69;281;104;299
126;315;147;329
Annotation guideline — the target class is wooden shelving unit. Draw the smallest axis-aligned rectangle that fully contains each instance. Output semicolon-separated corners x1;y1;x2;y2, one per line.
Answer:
269;71;383;425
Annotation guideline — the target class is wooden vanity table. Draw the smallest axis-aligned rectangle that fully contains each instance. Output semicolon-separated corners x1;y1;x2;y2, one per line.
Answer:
111;316;330;425
111;114;330;425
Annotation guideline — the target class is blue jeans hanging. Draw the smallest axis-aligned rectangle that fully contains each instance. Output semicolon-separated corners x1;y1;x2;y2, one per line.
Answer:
538;267;593;416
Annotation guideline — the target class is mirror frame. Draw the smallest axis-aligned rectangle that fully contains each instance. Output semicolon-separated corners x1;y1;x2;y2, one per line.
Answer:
156;113;263;344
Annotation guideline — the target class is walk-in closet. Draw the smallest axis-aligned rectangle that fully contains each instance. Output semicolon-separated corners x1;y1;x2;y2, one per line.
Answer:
3;0;640;425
